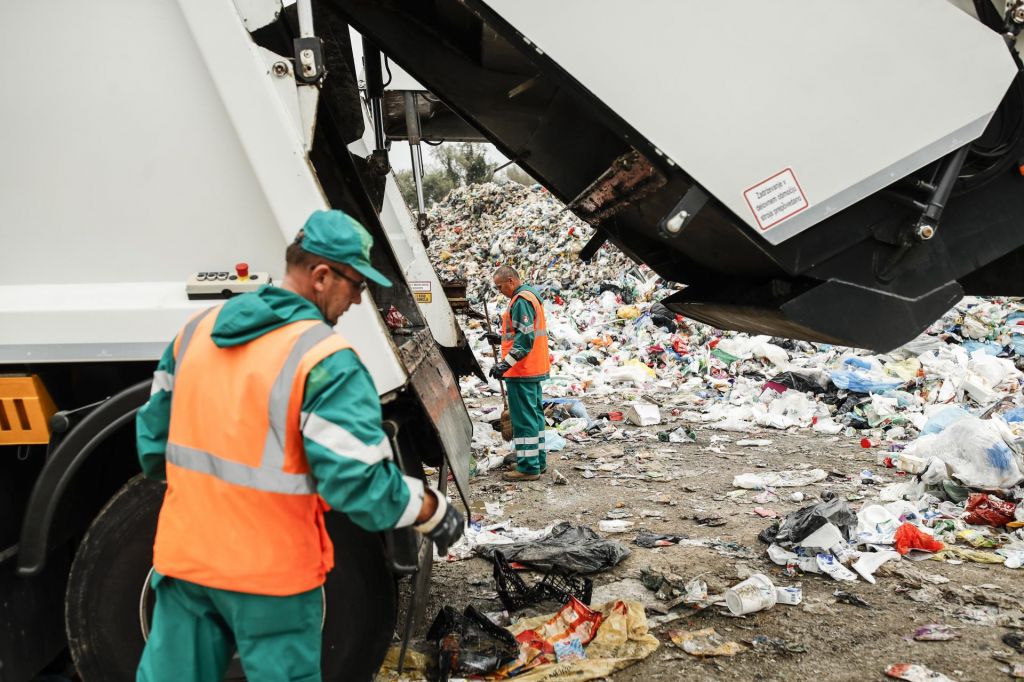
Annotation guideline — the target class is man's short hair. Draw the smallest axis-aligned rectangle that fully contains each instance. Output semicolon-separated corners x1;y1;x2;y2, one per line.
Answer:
286;231;320;270
494;265;520;282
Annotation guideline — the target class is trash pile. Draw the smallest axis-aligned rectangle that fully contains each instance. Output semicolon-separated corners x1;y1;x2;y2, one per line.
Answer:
755;409;1024;586
426;182;1023;465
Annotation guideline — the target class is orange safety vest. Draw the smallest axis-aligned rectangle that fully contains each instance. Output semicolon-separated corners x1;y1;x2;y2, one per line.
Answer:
500;289;550;379
152;306;350;596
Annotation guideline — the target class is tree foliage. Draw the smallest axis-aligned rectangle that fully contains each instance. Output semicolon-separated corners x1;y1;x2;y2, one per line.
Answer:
504;165;537;187
393;142;499;210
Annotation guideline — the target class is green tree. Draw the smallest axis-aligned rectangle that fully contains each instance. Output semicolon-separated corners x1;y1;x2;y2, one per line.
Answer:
432;143;498;186
393;142;498;210
504;165;536;186
395;167;457;209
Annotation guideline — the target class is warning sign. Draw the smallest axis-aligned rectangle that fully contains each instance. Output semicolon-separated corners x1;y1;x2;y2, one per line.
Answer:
743;168;809;231
410;281;432;304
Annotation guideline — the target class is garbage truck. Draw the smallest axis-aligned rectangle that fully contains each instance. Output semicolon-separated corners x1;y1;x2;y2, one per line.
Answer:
0;1;480;679
2;0;1024;679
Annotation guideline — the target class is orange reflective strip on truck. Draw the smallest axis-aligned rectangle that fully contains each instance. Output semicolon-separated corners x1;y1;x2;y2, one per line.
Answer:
0;375;57;445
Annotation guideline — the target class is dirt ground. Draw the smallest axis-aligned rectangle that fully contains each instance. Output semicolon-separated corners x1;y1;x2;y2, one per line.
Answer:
409;397;1024;682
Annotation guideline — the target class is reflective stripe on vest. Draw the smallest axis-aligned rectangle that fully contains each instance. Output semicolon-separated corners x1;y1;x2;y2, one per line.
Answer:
500;289;551;378
175;307;216;366
167;316;333;496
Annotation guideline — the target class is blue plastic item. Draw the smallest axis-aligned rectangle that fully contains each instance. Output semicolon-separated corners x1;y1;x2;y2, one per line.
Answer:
1004;407;1024;423
829;370;903;394
921;406;972;435
963;340;1004;356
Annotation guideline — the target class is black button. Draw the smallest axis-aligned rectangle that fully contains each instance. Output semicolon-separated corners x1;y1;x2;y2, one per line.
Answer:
250;274;259;280
229;275;238;280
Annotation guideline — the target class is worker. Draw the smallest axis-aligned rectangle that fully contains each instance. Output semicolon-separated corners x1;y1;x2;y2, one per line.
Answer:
135;209;464;682
485;266;551;482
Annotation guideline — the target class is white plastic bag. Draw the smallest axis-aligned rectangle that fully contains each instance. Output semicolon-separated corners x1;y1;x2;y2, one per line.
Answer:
904;416;1024;489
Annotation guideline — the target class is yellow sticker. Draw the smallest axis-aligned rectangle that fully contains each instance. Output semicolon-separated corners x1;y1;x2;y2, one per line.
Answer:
414;292;432;303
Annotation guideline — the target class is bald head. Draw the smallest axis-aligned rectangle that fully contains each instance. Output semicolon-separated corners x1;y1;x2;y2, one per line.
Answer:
492;266;522;299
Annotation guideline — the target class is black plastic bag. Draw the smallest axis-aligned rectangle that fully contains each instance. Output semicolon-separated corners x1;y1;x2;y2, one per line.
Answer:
765;371;826;394
633;531;686;548
476;522;630;575
426;605;519;681
759;498;857;546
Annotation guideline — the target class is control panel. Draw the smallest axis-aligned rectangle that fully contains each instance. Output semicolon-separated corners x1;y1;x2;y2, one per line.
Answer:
186;263;271;300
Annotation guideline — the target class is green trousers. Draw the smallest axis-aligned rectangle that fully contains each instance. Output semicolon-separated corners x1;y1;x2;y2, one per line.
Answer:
506;380;547;475
137;573;323;682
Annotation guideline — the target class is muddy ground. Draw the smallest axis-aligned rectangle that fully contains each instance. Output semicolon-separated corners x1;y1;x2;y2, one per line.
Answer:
405;397;1024;682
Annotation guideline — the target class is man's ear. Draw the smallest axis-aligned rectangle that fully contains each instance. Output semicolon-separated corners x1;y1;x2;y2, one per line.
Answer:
310;263;330;292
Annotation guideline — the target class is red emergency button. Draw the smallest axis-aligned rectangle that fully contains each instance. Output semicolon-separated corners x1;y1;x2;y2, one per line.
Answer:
235;262;249;280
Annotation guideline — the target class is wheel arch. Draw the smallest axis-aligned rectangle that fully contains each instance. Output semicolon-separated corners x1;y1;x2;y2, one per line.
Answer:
16;379;151;577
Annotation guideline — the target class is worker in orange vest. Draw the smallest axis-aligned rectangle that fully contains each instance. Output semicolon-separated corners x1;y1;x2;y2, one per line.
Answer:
135;210;463;682
486;266;551;482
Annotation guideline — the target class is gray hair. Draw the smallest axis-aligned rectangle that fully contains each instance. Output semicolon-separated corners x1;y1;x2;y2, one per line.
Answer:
493;265;520;282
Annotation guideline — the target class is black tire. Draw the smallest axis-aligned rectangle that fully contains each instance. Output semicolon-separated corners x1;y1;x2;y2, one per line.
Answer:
320;512;398;682
66;474;398;682
66;474;163;681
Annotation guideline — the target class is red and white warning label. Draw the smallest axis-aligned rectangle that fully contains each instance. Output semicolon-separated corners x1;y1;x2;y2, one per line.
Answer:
743;168;809;231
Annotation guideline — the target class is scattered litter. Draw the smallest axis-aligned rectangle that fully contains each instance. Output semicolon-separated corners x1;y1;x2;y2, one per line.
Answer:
476;522;631;575
598;520;634;533
492;550;592;612
893;524;945;555
748;635;807;655
725;573;777;615
426;605;519;678
775;585;803;605
912;624;959;641
884;663;954;682
625;402;661;426
493;599;660;680
833;590;870;608
633;532;686;548
669;628;743;657
733;469;827;489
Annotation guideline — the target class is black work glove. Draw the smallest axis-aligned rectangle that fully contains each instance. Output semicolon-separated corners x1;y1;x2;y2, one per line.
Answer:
484;332;502;346
414;489;465;556
489;361;512;379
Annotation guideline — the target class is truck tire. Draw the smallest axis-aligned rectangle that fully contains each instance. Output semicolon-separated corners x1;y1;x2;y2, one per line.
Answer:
66;475;398;681
65;475;163;681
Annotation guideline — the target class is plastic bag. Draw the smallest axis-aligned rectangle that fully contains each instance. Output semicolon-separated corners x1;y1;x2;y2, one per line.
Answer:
759;498;857;546
733;468;827;490
476;522;630;575
427;605;520;678
829;367;904;394
963;493;1016;527
904;416;1024;490
893;523;944;555
920;406;972;436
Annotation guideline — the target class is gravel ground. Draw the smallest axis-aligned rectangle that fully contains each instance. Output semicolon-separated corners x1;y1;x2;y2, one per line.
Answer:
403;398;1024;682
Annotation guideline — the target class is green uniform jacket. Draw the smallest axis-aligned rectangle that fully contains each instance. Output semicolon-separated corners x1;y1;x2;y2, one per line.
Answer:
136;286;421;532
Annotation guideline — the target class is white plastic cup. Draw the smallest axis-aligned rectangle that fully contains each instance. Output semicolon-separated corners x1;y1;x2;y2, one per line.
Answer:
725;573;777;615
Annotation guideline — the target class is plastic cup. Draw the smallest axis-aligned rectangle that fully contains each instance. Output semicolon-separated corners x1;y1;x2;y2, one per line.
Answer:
725;573;777;615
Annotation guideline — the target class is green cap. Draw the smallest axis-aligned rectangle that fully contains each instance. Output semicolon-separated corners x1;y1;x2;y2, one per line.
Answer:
300;210;392;287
